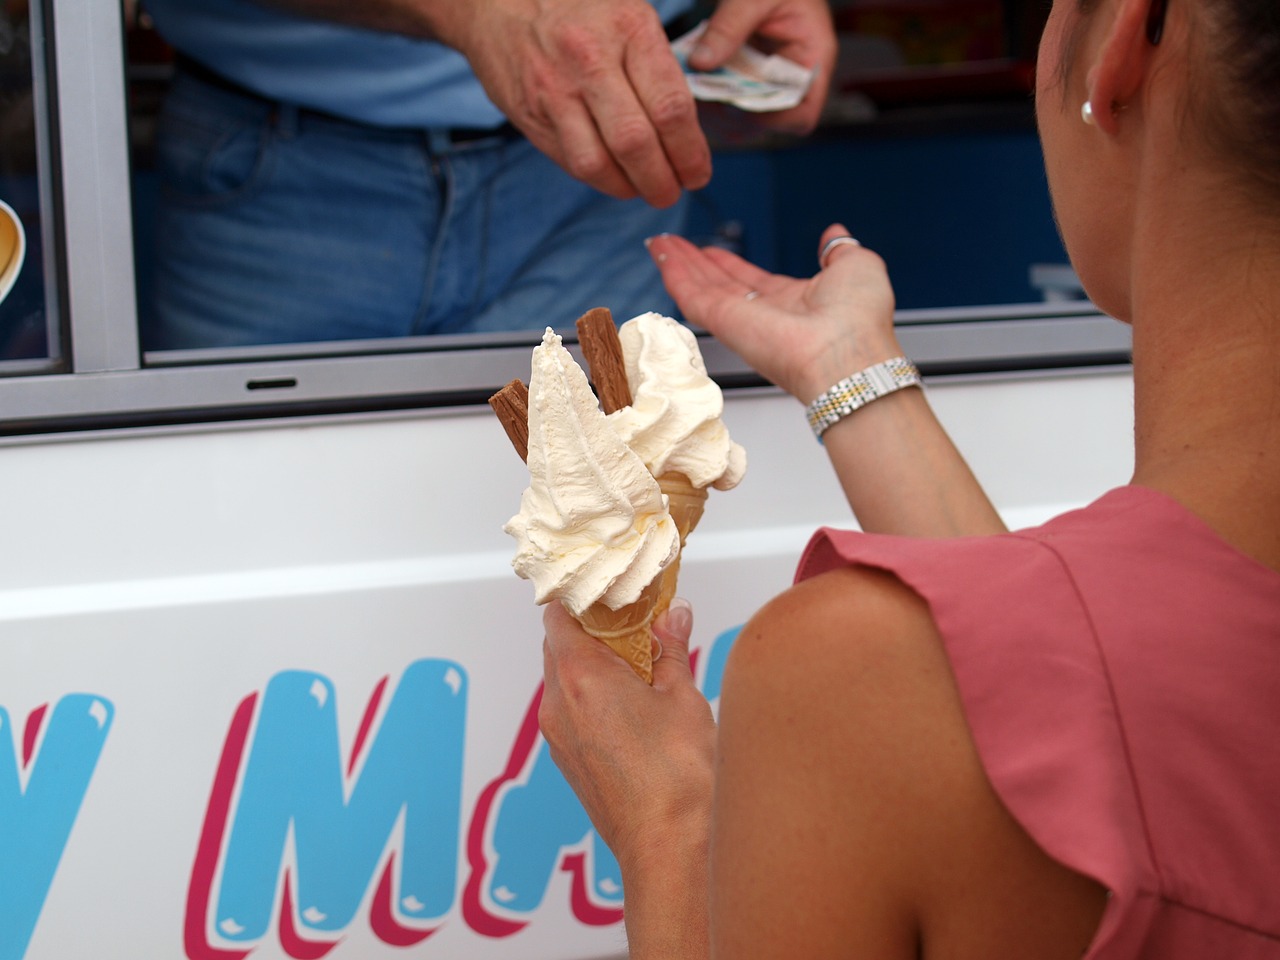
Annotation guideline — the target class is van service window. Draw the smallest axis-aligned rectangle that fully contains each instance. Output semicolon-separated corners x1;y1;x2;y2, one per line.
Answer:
0;0;1129;438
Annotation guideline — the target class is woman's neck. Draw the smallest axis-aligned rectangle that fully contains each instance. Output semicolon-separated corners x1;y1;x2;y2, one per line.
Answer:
1128;212;1280;571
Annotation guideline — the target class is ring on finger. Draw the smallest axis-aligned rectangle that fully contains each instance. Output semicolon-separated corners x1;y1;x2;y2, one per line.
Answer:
819;235;861;268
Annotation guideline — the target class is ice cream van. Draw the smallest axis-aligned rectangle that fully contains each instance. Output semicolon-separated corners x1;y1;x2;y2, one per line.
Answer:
1;2;1134;958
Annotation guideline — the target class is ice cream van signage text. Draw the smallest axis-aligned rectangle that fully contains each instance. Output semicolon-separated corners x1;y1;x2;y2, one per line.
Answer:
1;696;114;960
0;628;738;960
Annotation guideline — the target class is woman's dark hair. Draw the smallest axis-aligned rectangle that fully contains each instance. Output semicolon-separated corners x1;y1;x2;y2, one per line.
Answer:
1205;0;1280;200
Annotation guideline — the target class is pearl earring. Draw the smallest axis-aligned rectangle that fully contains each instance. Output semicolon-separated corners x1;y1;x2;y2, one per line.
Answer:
1081;100;1096;125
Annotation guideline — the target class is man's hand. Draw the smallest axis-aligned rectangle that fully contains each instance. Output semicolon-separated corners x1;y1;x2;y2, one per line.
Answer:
687;0;837;135
444;0;712;208
266;0;836;207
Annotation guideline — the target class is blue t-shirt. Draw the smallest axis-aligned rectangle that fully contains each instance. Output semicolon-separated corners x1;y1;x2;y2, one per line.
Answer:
145;0;695;129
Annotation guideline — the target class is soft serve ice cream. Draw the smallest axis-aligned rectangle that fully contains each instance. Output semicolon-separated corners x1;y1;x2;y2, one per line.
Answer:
605;312;746;614
607;312;747;491
494;312;747;683
504;328;679;617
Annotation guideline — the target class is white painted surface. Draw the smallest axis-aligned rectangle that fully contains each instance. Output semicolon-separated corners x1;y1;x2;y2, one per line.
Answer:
0;369;1134;960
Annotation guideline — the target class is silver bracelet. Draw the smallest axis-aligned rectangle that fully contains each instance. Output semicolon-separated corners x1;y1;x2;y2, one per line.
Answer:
805;357;922;439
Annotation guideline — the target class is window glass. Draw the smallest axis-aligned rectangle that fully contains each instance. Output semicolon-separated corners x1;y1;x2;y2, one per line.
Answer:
0;0;1121;437
810;0;1079;309
0;0;56;368
126;4;171;350
124;0;1077;366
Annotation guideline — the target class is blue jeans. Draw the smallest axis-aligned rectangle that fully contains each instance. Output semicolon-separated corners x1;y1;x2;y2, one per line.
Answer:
142;67;687;349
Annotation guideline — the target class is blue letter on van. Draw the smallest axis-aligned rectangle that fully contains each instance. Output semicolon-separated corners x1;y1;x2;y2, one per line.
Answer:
213;661;467;941
0;695;113;960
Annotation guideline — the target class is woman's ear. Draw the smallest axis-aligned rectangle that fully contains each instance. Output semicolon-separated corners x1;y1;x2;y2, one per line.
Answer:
1086;0;1157;135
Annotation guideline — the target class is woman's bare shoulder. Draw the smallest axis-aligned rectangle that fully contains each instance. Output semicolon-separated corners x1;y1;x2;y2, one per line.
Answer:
712;564;1107;960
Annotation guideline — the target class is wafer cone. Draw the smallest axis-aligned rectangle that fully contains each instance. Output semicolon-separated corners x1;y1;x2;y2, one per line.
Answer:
654;472;708;614
575;577;663;684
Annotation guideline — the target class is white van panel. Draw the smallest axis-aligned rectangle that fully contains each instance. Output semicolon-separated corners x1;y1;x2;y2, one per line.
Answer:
0;370;1133;960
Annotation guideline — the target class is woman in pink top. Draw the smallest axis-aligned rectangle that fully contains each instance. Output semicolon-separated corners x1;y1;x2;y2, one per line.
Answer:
538;0;1280;956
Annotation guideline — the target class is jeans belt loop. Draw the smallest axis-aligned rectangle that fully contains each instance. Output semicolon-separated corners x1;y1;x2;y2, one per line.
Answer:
427;128;453;156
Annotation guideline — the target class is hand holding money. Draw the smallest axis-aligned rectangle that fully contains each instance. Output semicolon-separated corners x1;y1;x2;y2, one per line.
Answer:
672;21;816;113
671;0;835;135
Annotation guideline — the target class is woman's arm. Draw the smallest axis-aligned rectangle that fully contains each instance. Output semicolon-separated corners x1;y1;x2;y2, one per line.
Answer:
539;600;714;960
648;229;1005;536
818;384;1006;536
714;568;1106;958
539;576;1106;959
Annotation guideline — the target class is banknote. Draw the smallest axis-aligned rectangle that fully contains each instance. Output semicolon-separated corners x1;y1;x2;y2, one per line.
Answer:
672;21;815;113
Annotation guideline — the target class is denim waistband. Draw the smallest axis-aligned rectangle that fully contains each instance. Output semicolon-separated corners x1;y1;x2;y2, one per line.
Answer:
172;55;523;148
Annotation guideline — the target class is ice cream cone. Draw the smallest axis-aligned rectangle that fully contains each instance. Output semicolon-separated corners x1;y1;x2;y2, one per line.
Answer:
574;577;664;684
655;472;708;614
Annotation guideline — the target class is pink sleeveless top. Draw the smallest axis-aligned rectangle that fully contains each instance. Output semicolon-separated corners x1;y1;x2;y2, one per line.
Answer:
796;485;1280;958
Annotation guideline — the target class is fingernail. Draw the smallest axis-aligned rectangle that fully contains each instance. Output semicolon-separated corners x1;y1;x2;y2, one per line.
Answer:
658;597;693;637
645;234;671;261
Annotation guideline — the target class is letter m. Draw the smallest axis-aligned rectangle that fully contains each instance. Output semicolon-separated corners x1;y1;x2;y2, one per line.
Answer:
187;660;467;957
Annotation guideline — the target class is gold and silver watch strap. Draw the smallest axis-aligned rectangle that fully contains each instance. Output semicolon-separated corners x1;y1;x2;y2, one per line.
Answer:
805;357;923;439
